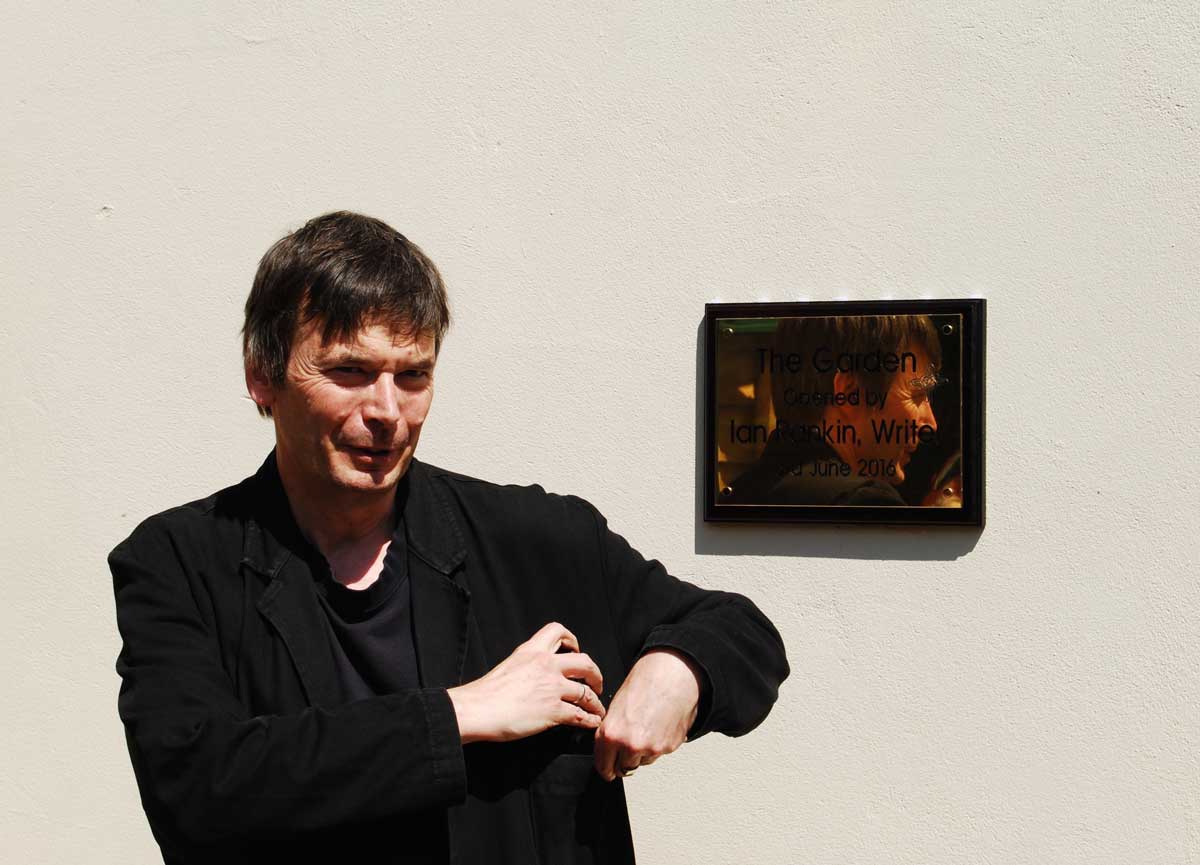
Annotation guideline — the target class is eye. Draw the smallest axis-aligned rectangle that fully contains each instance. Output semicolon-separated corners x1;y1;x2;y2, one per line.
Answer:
402;369;430;379
329;366;370;382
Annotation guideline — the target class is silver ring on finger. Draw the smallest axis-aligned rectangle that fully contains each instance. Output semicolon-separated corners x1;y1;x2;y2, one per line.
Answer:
573;682;587;705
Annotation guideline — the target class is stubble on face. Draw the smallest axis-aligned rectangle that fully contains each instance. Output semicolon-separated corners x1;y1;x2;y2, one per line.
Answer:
864;345;938;485
824;345;939;487
269;319;437;507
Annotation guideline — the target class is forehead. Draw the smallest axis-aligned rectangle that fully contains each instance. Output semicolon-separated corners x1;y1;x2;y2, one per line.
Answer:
906;343;933;368
888;343;934;386
293;318;436;361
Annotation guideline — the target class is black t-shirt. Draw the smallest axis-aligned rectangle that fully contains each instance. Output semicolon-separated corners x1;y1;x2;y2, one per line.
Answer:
299;487;421;704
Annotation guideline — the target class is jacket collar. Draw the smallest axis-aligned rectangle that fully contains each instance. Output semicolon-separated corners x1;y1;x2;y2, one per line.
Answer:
240;449;467;581
239;450;472;703
401;457;469;576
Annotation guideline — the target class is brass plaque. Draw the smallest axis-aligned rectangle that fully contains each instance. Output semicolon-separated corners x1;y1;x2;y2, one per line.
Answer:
704;300;984;525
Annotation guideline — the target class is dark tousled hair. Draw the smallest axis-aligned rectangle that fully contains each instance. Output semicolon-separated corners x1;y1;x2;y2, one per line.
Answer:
242;211;451;417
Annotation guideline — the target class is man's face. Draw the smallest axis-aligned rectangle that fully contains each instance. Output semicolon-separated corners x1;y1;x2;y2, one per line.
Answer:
252;318;436;497
854;344;939;486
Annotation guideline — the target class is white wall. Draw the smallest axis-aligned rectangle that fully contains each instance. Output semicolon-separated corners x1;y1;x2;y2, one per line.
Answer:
4;2;1197;862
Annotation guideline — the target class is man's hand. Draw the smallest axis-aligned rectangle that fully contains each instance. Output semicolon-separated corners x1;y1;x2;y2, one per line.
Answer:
447;622;605;744
594;647;702;782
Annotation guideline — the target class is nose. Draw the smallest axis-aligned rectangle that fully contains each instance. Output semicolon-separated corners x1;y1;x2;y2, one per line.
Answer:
362;373;402;428
920;398;937;432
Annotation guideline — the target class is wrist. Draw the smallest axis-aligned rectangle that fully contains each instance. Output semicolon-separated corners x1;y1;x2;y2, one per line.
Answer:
638;647;702;708
446;685;482;745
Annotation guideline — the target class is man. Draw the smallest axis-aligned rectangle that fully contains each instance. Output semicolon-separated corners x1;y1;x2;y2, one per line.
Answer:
724;314;944;506
110;211;789;864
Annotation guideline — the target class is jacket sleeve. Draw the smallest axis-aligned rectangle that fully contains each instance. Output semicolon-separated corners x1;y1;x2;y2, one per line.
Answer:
109;516;468;846
573;498;790;741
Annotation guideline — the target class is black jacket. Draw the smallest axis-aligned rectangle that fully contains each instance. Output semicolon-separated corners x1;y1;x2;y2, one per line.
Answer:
109;451;790;863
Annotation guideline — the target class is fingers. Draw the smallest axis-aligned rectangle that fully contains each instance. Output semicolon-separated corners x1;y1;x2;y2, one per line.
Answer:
527;621;579;654
558;701;604;730
560;680;605;719
556;686;605;730
520;622;610;734
596;745;642;782
615;759;641;777
554;652;603;696
593;725;618;780
593;710;672;781
595;729;643;782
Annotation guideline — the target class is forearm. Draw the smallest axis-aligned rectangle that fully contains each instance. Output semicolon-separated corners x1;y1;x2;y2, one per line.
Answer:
576;497;790;738
639;591;789;737
123;688;466;844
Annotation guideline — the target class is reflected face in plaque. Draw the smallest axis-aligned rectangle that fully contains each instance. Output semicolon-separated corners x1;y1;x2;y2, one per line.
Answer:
249;318;437;498
832;344;939;485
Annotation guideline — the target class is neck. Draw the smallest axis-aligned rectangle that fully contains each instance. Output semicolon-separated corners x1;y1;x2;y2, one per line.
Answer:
275;450;397;558
823;406;860;467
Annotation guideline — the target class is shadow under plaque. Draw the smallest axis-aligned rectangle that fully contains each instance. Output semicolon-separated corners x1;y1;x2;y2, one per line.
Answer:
703;300;985;527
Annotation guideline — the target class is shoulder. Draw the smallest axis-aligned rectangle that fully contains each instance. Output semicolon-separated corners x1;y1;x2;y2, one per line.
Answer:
108;472;255;565
763;467;907;506
831;480;907;506
412;459;602;535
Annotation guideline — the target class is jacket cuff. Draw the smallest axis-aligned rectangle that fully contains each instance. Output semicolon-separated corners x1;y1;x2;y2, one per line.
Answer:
417;688;468;804
637;631;718;742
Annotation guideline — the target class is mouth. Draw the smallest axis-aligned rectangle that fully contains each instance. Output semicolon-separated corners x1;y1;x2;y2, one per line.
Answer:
343;444;398;461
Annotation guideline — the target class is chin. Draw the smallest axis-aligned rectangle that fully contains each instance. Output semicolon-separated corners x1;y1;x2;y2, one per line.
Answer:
341;473;390;489
342;453;413;487
330;461;396;490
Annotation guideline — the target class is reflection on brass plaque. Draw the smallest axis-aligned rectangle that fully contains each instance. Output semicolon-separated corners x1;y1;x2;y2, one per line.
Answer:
704;300;985;525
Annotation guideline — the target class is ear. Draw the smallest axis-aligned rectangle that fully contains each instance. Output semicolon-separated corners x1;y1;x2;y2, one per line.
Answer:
831;369;858;403
829;369;876;426
244;362;276;413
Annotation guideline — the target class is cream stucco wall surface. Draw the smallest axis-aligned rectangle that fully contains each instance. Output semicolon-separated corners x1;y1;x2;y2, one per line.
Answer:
4;2;1198;863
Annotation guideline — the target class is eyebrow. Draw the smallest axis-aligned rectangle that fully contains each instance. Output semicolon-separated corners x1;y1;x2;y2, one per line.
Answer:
323;351;371;365
908;368;945;391
323;350;435;369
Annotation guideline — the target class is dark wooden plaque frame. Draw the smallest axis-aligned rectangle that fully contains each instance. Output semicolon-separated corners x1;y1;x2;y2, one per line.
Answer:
703;299;985;526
